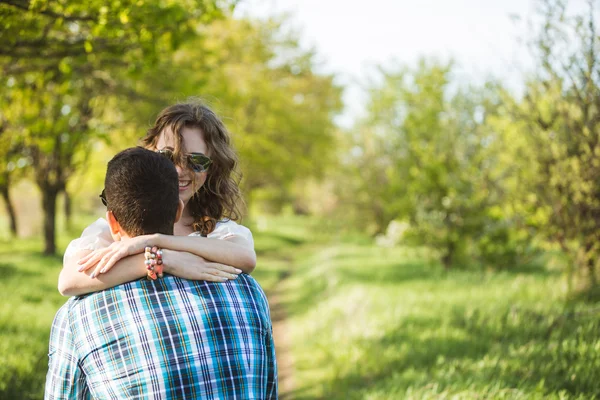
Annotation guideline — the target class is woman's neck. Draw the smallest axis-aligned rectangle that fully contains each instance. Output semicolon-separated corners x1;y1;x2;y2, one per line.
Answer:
174;203;196;235
174;218;195;236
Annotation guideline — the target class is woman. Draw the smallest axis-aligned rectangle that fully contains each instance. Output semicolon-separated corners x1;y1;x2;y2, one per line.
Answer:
59;100;255;296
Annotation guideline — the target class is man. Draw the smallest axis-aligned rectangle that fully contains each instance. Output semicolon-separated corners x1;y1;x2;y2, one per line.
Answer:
45;147;277;399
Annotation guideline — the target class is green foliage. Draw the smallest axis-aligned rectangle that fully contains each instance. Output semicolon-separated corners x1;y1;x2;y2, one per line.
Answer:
334;1;599;281
0;0;228;71
0;0;236;253
336;61;529;269
1;0;343;253
509;0;600;286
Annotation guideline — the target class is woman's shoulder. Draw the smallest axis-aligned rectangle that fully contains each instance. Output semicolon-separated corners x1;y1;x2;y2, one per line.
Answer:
205;219;254;245
81;218;110;235
63;218;113;263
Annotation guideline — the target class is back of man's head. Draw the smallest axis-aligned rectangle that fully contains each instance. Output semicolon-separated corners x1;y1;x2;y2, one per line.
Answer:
104;147;179;236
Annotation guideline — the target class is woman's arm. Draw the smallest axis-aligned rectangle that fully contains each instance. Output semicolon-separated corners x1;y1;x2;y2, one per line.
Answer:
79;233;256;278
154;233;256;271
59;251;147;296
59;249;242;297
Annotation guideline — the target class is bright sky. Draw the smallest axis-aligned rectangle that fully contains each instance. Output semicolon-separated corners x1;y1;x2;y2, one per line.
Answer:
234;0;590;126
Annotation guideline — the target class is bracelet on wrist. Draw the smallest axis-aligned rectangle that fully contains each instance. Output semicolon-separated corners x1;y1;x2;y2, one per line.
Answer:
144;246;164;280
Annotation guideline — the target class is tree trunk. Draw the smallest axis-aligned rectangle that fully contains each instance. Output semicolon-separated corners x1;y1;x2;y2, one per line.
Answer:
0;184;17;237
42;187;59;255
582;241;598;287
64;190;72;231
442;241;455;270
588;258;598;287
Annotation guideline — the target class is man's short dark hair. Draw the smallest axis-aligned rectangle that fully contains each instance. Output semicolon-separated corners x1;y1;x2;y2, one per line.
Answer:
104;147;179;236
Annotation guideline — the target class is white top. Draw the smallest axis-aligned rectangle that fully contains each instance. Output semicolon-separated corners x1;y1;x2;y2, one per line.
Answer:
63;218;254;265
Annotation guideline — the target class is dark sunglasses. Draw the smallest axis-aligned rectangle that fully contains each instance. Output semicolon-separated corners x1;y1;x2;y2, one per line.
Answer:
99;189;107;207
99;189;118;221
157;148;212;173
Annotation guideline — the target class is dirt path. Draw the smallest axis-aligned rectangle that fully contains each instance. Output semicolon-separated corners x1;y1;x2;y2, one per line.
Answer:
268;269;295;399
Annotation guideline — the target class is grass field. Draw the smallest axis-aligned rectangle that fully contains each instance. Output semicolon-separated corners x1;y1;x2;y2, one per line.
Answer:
256;216;600;399
0;214;599;399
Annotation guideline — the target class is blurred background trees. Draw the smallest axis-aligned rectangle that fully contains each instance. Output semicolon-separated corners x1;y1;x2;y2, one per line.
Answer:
1;0;238;253
331;0;598;288
0;0;598;290
515;0;600;287
0;0;341;254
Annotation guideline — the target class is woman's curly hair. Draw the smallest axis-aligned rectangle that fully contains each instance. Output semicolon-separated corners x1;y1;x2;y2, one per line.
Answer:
141;99;244;235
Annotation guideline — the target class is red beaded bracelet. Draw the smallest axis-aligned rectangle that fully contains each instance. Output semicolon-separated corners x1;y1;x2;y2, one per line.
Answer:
144;246;164;280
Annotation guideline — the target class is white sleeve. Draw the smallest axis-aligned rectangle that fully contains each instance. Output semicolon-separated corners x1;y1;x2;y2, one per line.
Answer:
63;218;114;265
207;220;255;249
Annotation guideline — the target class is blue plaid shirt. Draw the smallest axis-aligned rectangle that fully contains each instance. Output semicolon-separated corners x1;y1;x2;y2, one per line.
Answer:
45;274;277;399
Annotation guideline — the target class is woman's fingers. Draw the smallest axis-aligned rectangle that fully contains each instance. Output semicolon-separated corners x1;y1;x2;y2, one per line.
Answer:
91;263;103;280
88;252;110;278
207;262;242;275
78;241;140;277
77;252;94;265
78;260;96;272
96;250;128;275
77;254;99;271
205;264;240;280
91;252;117;277
78;250;107;272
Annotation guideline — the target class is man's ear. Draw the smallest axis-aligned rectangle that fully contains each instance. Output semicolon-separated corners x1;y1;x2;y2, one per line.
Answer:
174;199;184;223
106;210;122;241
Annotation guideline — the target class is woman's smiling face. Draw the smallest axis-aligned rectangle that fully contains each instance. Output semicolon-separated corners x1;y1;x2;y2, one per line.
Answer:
154;126;209;207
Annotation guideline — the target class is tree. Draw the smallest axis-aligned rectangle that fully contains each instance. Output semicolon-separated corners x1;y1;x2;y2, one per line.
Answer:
0;106;21;237
0;0;234;254
514;0;600;286
339;60;526;269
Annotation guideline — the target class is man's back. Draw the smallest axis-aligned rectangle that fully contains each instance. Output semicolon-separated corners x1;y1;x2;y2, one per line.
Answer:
46;274;277;399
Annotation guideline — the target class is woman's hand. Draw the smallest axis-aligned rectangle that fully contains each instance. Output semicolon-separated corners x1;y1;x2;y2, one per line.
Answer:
78;235;153;278
162;249;242;282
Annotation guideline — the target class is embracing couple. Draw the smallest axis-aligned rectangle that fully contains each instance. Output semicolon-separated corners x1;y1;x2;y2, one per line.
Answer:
44;101;277;399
